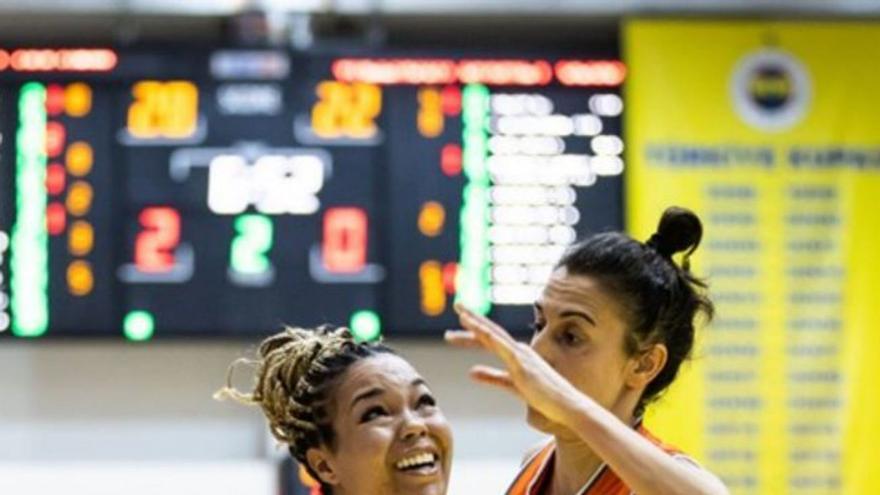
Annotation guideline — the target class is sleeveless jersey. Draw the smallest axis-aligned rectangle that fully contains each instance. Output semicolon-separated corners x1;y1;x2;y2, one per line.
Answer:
505;424;686;495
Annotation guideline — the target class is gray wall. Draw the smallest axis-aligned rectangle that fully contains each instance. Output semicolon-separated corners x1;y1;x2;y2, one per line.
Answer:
0;338;543;493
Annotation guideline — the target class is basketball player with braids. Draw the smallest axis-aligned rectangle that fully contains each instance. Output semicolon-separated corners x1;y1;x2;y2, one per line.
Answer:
217;326;452;495
447;207;728;495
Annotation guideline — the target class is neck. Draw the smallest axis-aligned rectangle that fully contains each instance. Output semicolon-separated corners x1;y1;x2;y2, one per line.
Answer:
548;405;637;495
549;436;603;495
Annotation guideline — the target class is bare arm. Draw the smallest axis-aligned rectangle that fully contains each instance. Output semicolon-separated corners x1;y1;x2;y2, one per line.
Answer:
558;392;728;495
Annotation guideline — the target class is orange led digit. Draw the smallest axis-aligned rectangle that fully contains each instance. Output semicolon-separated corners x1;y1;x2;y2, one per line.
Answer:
64;82;93;117
311;81;382;139
68;220;94;256
66;141;93;177
417;87;443;138
418;201;445;237
65;181;93;217
346;83;382;138
163;81;199;138
419;261;446;316
127;80;199;139
312;81;348;138
128;81;162;138
66;260;94;296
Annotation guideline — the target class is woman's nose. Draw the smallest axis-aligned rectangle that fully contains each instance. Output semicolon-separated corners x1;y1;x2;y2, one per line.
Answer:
530;331;556;368
400;410;429;441
530;329;549;356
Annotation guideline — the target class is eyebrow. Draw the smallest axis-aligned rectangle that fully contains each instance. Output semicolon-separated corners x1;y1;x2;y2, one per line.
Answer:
349;378;429;410
534;302;596;326
560;310;596;326
350;387;384;411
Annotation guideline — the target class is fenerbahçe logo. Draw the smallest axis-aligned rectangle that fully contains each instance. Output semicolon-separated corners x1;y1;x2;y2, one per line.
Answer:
731;49;811;131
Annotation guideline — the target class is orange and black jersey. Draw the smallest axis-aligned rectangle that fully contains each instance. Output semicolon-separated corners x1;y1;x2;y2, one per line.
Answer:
506;423;704;495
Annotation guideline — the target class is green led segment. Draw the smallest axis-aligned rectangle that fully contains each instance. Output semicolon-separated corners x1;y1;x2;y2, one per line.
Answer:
456;84;491;315
124;310;155;341
11;82;49;337
461;84;490;183
458;184;491;314
0;232;9;332
230;214;274;274
350;310;381;343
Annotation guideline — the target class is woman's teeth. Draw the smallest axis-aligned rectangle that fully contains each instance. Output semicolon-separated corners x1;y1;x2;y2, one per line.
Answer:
395;453;437;470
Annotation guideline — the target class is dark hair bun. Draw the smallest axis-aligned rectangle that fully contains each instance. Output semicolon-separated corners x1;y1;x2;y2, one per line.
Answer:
648;206;703;260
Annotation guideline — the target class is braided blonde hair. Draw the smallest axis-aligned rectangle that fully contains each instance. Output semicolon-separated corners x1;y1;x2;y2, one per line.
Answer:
215;325;394;482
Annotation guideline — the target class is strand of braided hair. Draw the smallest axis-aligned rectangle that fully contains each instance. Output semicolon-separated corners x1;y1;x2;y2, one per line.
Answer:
216;325;395;494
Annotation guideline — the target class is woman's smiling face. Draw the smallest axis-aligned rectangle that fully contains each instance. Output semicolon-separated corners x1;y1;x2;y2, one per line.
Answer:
312;353;453;495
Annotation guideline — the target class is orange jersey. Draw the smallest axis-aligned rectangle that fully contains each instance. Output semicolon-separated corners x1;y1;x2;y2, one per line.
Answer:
505;424;684;495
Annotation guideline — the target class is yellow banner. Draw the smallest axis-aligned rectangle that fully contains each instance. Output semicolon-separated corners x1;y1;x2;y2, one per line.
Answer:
625;20;880;494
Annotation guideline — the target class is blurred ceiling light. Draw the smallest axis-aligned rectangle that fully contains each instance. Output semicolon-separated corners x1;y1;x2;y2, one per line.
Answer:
129;0;255;14
2;0;880;15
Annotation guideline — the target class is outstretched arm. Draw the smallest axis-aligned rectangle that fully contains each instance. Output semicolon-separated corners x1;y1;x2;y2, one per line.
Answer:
445;303;728;495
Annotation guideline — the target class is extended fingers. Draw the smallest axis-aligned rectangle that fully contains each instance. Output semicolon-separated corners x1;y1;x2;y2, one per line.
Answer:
443;329;485;349
454;303;521;364
469;365;517;393
453;305;497;344
454;302;518;347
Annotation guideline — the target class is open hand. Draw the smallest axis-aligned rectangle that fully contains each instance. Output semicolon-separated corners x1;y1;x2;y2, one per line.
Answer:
444;303;588;427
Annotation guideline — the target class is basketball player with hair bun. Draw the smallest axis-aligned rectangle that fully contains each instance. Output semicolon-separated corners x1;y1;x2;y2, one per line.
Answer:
447;207;728;495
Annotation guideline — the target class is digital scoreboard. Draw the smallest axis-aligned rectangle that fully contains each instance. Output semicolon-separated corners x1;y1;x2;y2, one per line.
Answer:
0;47;624;339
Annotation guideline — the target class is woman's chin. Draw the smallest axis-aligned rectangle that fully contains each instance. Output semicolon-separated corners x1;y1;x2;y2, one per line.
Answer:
390;479;447;495
526;407;553;433
389;465;448;495
526;407;571;437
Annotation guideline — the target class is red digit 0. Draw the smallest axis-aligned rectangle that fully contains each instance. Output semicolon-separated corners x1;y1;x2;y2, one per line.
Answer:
322;207;367;273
